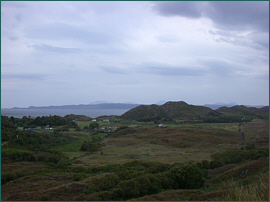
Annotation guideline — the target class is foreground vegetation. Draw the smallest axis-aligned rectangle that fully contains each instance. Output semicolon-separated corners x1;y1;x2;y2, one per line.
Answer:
1;114;269;201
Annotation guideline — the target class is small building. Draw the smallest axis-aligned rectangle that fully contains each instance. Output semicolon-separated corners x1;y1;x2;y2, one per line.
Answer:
103;119;109;122
92;119;97;122
45;125;53;130
158;123;167;128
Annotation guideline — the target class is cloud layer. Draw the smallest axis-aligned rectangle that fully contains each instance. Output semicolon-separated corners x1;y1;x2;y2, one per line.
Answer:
1;1;269;108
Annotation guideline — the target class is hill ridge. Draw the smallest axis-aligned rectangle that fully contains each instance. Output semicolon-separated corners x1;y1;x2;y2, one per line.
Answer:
122;101;268;121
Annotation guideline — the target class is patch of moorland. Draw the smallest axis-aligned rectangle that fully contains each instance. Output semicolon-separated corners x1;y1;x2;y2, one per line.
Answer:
2;154;268;201
1;115;269;201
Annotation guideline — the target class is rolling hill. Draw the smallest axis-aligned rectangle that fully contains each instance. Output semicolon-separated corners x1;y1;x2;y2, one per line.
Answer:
121;101;268;122
216;105;269;119
121;101;222;121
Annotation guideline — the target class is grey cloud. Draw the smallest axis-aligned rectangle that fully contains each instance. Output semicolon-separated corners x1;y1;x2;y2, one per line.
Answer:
198;58;240;77
207;1;269;32
99;66;127;74
24;22;118;45
156;34;181;43
8;36;19;41
153;1;204;18
138;64;207;77
153;1;269;32
210;30;269;50
28;44;82;54
249;32;269;49
1;1;30;9
2;73;47;80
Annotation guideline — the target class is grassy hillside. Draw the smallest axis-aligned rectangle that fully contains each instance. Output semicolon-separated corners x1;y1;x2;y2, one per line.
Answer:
216;105;269;119
1;114;269;201
122;101;269;123
121;101;221;121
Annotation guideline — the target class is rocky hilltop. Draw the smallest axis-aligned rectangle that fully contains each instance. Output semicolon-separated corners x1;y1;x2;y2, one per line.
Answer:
121;101;221;121
121;101;268;122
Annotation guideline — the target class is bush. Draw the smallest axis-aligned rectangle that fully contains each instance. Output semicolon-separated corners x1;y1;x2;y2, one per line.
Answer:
210;160;224;169
38;194;50;201
86;174;120;194
115;126;128;132
211;148;269;166
202;160;210;169
166;164;204;189
116;170;143;180
46;154;61;164
245;144;255;150
1;173;17;184
71;165;86;173
97;174;120;191
2;151;36;162
158;173;175;190
146;163;172;174
115;174;162;200
72;173;87;181
116;179;141;199
87;191;115;201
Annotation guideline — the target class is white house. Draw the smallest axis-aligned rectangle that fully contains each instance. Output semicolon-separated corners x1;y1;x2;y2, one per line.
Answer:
45;125;53;130
158;123;167;128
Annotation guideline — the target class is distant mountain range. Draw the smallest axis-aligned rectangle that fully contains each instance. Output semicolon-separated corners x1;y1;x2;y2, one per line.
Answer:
203;102;266;110
155;101;266;109
7;103;140;110
4;101;267;111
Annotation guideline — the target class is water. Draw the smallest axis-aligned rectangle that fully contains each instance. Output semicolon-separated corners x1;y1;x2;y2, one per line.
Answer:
1;108;130;118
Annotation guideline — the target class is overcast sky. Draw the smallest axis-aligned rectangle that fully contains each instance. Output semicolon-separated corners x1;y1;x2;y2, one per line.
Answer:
1;1;269;108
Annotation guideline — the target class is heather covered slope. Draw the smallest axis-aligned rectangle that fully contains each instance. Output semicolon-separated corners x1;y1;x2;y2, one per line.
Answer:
216;105;269;119
121;101;221;121
122;101;268;122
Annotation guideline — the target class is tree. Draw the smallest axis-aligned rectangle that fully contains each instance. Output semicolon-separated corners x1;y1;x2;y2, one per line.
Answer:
89;122;99;131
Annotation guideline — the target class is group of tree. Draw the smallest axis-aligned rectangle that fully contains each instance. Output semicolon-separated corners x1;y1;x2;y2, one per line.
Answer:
80;137;104;152
1;115;78;129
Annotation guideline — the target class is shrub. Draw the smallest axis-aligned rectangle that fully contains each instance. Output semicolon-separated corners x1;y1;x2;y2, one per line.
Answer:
110;188;125;200
115;126;128;132
46;154;61;164
158;173;175;190
146;163;172;174
210;160;224;169
3;151;36;162
96;174;120;192
1;173;17;184
116;170;143;180
202;160;210;169
86;174;120;194
87;191;115;201
166;164;204;189
38;194;50;201
211;148;269;166
245;144;255;150
71;165;86;173
72;173;87;181
116;179;141;200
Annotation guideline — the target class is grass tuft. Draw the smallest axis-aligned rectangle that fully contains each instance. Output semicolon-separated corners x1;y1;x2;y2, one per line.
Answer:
221;171;269;201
